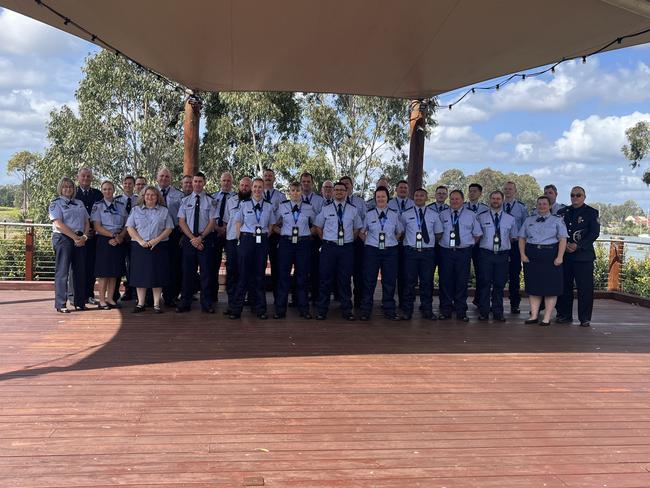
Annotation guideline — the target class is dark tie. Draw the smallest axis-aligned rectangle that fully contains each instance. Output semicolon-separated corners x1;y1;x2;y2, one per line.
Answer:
292;204;300;213
400;200;405;211
505;202;511;214
494;212;500;229
107;203;116;213
453;210;460;237
438;205;443;212
162;188;168;204
218;193;227;226
325;199;332;206
337;203;343;220
536;216;546;223
67;199;76;206
379;211;386;220
265;190;271;202
419;208;430;244
193;195;200;235
125;197;132;214
472;204;477;212
254;203;262;212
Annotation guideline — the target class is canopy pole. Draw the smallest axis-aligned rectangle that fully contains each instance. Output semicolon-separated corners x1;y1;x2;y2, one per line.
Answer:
183;95;202;177
407;100;426;197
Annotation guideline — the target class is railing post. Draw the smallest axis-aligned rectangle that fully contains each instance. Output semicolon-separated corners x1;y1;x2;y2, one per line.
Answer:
25;219;34;281
607;239;624;291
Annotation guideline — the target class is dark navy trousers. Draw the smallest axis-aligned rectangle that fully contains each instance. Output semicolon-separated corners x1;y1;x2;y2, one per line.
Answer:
438;246;472;316
507;243;522;308
403;246;436;316
317;241;354;317
180;234;215;310
557;258;595;323
53;233;87;309
232;234;269;315
163;228;182;305
225;239;240;310
477;248;509;316
275;237;311;315
360;245;398;316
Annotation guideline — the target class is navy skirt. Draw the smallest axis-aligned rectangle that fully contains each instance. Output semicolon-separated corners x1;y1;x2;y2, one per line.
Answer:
95;235;125;278
129;240;171;288
523;243;563;296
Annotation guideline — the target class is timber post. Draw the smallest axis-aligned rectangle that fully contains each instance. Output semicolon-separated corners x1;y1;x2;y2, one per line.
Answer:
407;100;426;198
25;219;34;281
183;94;202;177
607;239;625;291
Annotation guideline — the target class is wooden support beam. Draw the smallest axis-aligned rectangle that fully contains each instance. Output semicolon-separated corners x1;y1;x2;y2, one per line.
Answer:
607;239;625;291
183;96;202;177
407;100;426;197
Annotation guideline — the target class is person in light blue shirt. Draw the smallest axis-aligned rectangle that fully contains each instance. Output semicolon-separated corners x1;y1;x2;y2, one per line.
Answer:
476;190;519;322
126;186;174;313
49;177;90;313
365;177;390;211
176;172;218;314
90;180;129;310
465;182;489;307
430;186;450;214
263;168;287;303
531;184;566;216
387;179;413;314
359;186;404;321
273;181;316;319
402;188;444;320
341;175;367;309
438;190;483;321
301;172;325;303
518;195;568;326
502;181;529;314
313;181;363;320
230;177;278;320
212;171;236;301
111;175;139;303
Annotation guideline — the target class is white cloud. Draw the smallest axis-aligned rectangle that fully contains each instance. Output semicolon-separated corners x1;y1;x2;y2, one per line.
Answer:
494;132;512;144
515;143;533;160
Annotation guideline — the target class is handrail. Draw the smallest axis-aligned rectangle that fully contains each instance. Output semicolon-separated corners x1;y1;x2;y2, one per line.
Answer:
0;222;51;228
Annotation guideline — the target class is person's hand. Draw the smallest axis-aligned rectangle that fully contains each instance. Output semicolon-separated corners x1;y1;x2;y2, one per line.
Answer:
139;239;149;248
554;257;563;266
566;242;577;253
521;254;529;263
359;230;367;241
86;228;95;238
73;236;85;247
108;238;117;246
114;234;123;245
149;237;160;249
215;226;226;237
190;236;203;248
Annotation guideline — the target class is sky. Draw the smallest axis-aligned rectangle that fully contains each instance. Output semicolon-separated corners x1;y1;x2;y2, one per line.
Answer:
1;7;650;210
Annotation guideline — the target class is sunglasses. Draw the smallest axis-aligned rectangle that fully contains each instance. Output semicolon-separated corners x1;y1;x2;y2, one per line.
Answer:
570;193;583;197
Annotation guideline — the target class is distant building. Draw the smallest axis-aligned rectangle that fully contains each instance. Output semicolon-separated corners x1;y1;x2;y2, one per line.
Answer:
625;215;650;227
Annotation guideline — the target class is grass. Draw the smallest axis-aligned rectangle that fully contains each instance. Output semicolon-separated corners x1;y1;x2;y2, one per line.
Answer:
0;207;21;221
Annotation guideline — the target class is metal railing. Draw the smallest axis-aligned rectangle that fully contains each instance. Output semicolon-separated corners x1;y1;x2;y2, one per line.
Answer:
0;221;649;298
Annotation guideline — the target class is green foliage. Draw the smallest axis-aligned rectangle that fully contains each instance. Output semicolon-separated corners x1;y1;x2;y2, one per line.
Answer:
622;256;650;297
591;200;645;229
621;120;650;185
0;185;20;208
0;207;21;221
7;151;39;218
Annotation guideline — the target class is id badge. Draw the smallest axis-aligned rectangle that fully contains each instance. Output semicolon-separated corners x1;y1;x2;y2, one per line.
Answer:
378;232;386;250
415;231;423;250
493;234;501;253
255;225;262;244
337;227;344;246
449;230;457;248
292;226;299;244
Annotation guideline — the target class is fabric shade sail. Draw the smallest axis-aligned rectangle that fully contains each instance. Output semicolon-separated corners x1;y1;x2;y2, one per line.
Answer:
1;0;650;98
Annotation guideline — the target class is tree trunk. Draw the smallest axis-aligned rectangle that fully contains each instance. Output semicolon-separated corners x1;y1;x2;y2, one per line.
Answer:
183;97;201;177
407;100;426;198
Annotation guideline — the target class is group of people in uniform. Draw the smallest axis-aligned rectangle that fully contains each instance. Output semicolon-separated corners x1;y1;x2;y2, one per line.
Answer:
49;167;600;326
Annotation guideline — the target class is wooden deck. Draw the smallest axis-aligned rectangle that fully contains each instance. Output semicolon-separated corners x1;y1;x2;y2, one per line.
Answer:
1;290;650;488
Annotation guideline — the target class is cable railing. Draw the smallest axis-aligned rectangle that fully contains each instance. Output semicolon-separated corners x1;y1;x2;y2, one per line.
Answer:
0;221;648;298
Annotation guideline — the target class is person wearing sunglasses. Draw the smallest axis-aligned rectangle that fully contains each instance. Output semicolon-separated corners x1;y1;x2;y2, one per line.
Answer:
556;186;600;327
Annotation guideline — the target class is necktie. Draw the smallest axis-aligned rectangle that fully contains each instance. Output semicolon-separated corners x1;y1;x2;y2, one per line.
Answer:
453;210;460;238
162;188;168;204
418;208;430;244
494;212;500;229
265;190;271;202
400;200;405;211
505;202;511;214
125;197;132;214
536;216;546;223
438;204;443;212
254;203;262;211
337;203;343;220
193;195;200;235
472;204;477;212
218;193;227;226
292;204;300;213
67;199;76;206
107;203;116;213
379;211;386;220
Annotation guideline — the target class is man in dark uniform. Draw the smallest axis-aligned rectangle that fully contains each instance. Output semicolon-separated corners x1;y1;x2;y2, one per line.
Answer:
75;167;103;304
556;186;600;327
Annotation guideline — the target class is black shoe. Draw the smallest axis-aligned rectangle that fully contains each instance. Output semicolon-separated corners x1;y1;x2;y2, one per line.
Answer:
98;304;110;310
539;320;551;326
222;309;232;316
478;314;489;321
300;311;312;320
132;304;146;313
273;313;286;319
556;317;572;324
257;313;268;320
511;307;521;314
493;315;506;322
202;307;215;314
153;306;163;314
228;313;241;320
580;321;591;327
74;305;87;311
524;318;539;324
87;297;98;305
316;314;326;320
175;306;190;313
56;307;70;314
385;314;400;321
429;313;438;321
458;315;470;322
106;302;121;309
402;314;413;320
343;313;356;321
359;314;369;321
438;314;451;320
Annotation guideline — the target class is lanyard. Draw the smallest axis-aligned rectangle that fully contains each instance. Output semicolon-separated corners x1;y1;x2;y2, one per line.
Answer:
491;211;501;231
451;208;463;226
336;202;346;227
415;206;425;230
376;208;388;231
253;201;263;224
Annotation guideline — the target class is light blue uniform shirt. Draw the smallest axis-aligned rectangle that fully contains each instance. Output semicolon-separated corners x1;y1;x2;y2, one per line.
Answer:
518;214;568;245
503;199;528;229
236;198;277;234
438;207;483;249
263;188;286;212
429;202;449;214
126;205;174;241
224;195;243;240
301;192;325;215
401;205;443;249
275;200;315;237
477;209;518;251
49;197;89;234
363;207;403;248
211;190;236;227
388;197;414;216
531;202;566;216
157;185;184;226
465;201;489;214
114;194;138;215
346;194;367;221
178;192;218;234
90;199;128;233
314;200;363;243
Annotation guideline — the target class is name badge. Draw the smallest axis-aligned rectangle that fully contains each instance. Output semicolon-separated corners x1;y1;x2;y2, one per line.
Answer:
415;231;423;250
337;226;344;246
449;230;457;248
493;234;501;253
255;225;262;244
292;226;299;244
378;231;386;250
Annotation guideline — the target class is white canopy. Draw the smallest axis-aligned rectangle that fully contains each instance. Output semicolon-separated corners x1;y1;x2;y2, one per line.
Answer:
2;0;650;98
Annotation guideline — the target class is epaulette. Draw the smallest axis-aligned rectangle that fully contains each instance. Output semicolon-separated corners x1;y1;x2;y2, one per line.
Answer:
402;206;413;213
281;199;290;204
477;209;489;216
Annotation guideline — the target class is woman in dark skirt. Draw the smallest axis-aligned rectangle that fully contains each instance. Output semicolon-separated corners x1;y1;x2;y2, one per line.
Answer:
91;180;128;310
126;186;174;313
518;196;568;325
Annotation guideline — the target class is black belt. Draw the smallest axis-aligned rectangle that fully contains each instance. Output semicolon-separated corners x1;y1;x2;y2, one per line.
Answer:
241;232;268;237
323;240;352;245
479;248;510;255
406;245;434;251
526;243;557;249
442;246;471;251
281;235;311;241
